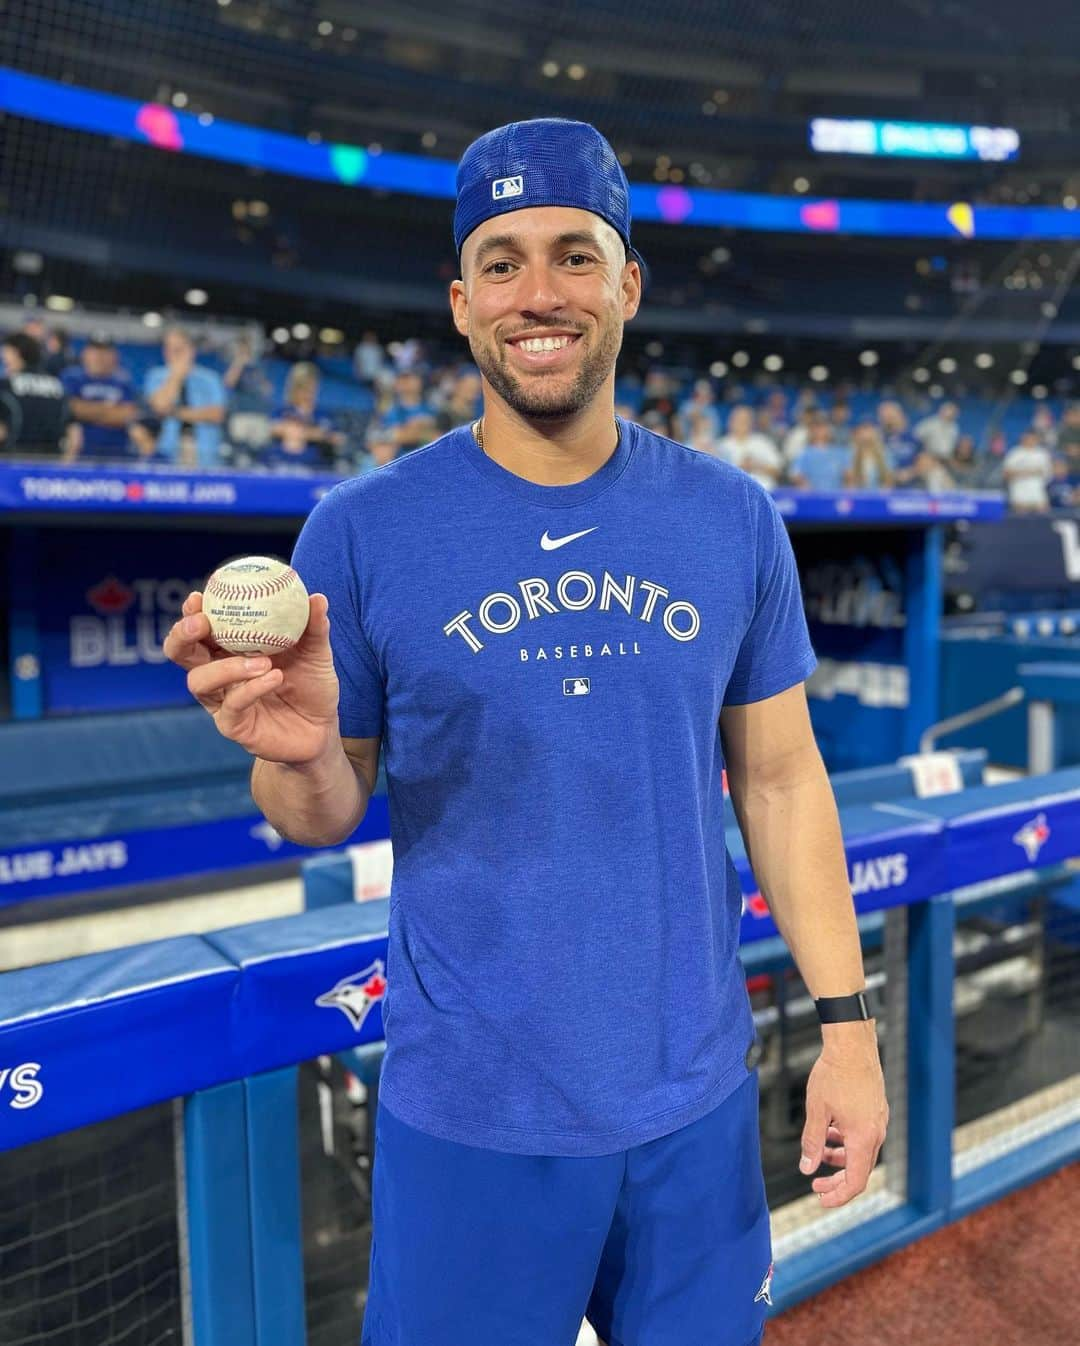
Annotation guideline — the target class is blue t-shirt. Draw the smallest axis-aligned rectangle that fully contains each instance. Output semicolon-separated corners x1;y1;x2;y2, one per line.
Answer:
61;368;136;456
292;420;816;1156
883;431;920;473
792;445;851;492
144;363;225;467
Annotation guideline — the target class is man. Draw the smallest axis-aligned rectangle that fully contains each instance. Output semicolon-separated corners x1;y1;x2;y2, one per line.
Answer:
139;326;226;467
0;332;68;456
381;370;439;452
164;119;887;1346
719;402;784;488
789;413;852;491
1002;428;1054;514
914;399;960;462
62;336;139;461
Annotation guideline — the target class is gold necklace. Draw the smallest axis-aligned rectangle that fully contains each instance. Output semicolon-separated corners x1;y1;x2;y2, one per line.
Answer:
474;417;620;453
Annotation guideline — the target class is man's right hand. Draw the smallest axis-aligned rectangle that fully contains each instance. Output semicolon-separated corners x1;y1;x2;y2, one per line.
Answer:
163;590;340;766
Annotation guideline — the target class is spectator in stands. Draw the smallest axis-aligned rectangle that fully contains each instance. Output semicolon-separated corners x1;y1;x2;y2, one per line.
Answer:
846;423;894;489
382;370;439;452
1057;403;1080;475
361;424;400;473
441;369;483;429
782;403;816;466
1002;428;1054;513
223;336;274;456
946;435;981;491
914;400;960;462
675;378;721;443
0;333;69;456
682;406;721;457
61;336;139;462
1047;456;1077;509
717;404;783;487
639;368;677;435
829;400;853;447
788;413;852;492
353;329;389;387
224;337;273;413
22;318;70;376
262;362;344;470
140;327;226;468
877;400;925;487
761;388;791;441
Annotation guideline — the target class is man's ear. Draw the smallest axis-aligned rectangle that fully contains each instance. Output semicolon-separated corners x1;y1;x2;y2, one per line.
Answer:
449;278;469;337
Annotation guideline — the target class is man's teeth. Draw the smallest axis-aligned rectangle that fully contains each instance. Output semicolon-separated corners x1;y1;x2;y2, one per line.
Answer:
517;335;574;353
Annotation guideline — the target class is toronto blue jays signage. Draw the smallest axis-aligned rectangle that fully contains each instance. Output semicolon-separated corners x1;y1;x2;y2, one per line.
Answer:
31;527;294;712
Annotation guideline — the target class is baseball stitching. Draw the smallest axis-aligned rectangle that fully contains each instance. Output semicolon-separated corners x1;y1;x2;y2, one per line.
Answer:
205;568;298;602
212;631;297;649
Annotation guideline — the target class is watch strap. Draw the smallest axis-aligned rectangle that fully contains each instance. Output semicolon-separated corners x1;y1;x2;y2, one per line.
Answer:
815;991;873;1023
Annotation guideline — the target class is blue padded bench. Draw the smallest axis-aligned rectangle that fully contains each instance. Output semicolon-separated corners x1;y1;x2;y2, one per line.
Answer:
0;707;390;909
0;707;254;847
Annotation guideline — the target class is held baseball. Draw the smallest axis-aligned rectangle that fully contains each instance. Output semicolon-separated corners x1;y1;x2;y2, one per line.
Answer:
203;555;310;655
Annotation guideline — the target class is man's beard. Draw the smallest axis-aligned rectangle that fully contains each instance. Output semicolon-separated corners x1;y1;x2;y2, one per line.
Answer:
469;320;622;421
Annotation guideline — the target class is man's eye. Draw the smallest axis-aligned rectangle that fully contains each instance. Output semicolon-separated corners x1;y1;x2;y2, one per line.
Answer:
484;261;514;275
566;253;593;266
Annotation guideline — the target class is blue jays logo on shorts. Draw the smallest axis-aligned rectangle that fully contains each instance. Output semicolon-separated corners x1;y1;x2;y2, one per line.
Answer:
315;960;387;1032
493;174;524;200
753;1260;774;1307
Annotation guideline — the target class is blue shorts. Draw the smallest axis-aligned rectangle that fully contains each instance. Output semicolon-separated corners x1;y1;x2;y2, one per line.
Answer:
362;1072;772;1346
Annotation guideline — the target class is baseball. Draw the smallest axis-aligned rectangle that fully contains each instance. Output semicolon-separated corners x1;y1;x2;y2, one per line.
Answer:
203;555;310;655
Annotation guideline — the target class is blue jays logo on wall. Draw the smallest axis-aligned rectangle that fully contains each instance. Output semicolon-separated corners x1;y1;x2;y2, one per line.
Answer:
34;526;294;712
315;961;387;1032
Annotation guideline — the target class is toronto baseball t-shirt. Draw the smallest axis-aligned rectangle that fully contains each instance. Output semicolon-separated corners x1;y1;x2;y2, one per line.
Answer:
292;420;817;1156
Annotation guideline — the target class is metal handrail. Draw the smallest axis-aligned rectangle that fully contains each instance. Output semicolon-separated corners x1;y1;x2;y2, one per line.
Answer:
918;686;1025;754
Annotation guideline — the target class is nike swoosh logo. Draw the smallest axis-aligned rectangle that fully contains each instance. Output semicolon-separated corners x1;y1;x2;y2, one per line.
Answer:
540;527;598;551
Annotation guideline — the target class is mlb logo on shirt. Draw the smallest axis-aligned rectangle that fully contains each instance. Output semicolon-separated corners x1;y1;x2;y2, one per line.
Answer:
563;677;591;696
492;175;524;200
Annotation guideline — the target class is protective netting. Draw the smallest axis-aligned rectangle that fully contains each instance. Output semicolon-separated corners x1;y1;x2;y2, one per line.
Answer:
0;1102;185;1346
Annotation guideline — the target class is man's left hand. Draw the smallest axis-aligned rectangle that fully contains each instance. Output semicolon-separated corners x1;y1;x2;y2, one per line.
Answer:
799;1020;888;1208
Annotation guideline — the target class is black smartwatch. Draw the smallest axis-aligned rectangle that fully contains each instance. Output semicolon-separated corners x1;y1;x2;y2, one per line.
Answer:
815;991;873;1024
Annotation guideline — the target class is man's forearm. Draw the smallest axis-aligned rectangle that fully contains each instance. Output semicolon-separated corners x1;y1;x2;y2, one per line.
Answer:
178;404;226;424
251;738;368;847
729;754;866;998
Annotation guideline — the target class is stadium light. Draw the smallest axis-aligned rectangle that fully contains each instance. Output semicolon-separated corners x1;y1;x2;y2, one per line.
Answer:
44;294;74;311
809;365;829;381
184;288;208;306
763;354;783;372
859;349;879;367
1010;369;1028;384
142;311;162;327
319;328;345;343
732;350;750;367
709;361;728;378
938;357;958;373
1072;355;1080;371
1032;384;1048;399
271;327;290;343
912;367;930;382
291;323;311;339
974;353;994;369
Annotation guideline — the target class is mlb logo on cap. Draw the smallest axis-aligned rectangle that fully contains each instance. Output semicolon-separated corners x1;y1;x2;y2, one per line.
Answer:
492;174;524;200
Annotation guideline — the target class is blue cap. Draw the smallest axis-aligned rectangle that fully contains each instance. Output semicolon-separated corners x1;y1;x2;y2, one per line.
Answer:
454;118;646;276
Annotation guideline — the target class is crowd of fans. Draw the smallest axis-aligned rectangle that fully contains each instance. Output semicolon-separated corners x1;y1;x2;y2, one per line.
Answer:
1;316;1078;515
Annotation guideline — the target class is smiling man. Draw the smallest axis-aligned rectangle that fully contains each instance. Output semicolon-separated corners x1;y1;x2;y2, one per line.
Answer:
168;118;886;1346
